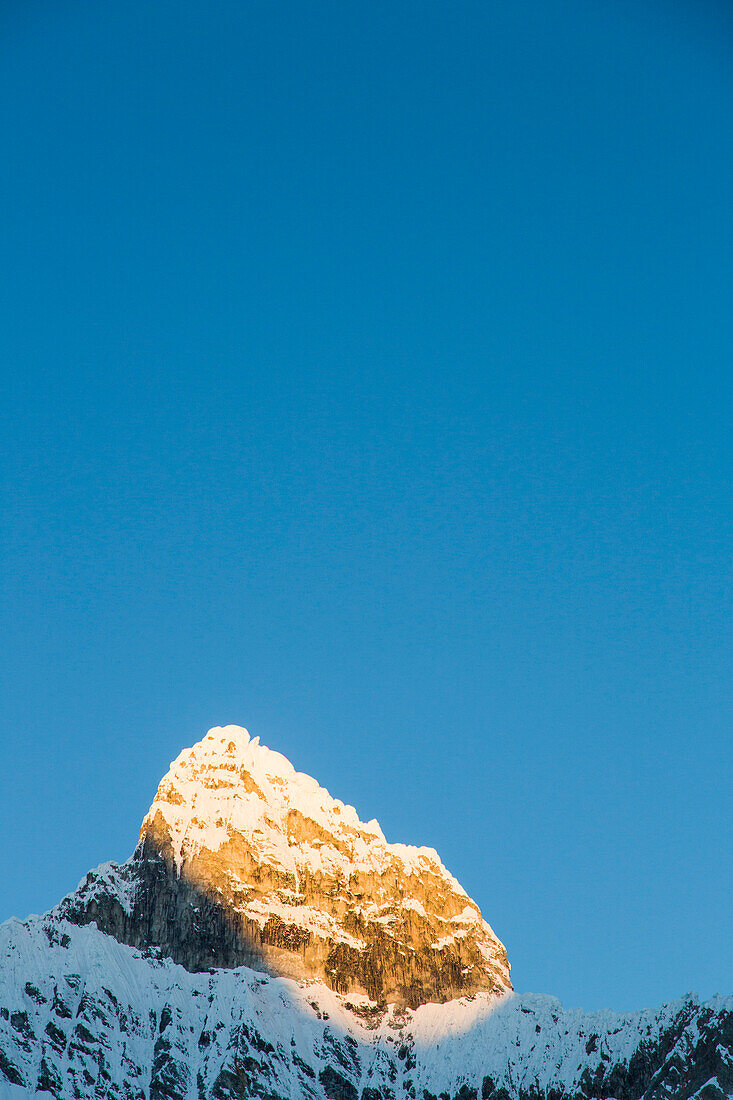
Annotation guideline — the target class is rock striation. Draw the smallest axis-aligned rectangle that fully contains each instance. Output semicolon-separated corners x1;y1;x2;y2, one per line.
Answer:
58;726;511;1009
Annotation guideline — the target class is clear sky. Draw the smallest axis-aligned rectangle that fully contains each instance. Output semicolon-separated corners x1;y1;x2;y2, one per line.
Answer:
1;0;731;1013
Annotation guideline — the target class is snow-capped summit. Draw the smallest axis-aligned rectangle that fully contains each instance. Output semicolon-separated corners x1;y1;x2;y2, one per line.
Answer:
1;721;731;1100
59;725;511;1007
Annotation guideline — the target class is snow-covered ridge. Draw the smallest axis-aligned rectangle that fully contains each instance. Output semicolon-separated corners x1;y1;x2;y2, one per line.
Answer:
1;916;730;1100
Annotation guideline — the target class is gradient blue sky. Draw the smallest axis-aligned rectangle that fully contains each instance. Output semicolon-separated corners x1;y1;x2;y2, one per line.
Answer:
1;0;731;1012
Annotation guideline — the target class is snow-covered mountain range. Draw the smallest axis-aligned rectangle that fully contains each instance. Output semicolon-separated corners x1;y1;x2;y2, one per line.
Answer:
1;725;730;1099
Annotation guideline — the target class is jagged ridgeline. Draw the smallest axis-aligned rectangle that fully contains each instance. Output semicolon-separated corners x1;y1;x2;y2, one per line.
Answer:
0;725;731;1100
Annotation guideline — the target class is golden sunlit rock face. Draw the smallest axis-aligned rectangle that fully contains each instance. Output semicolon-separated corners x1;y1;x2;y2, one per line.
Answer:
64;725;511;1009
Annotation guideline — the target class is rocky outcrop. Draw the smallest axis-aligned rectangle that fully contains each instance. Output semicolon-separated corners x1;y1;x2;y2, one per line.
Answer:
58;726;511;1009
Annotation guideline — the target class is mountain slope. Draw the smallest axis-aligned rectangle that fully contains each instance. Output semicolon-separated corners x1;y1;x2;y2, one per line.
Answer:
1;917;730;1100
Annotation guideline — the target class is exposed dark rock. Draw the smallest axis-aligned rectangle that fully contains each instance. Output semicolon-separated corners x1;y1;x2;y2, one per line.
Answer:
319;1065;359;1100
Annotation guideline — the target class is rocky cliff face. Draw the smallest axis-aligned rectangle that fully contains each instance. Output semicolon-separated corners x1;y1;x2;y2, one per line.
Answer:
58;726;510;1009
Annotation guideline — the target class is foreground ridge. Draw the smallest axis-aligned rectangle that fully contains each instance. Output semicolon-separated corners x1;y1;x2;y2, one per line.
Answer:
58;726;510;1008
0;918;731;1100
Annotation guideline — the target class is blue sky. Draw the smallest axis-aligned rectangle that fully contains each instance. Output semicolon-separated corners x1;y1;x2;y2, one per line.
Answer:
1;0;731;1012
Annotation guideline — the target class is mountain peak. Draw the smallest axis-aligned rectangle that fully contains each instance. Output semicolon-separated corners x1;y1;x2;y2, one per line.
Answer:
61;724;511;1008
145;725;456;883
145;724;389;872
